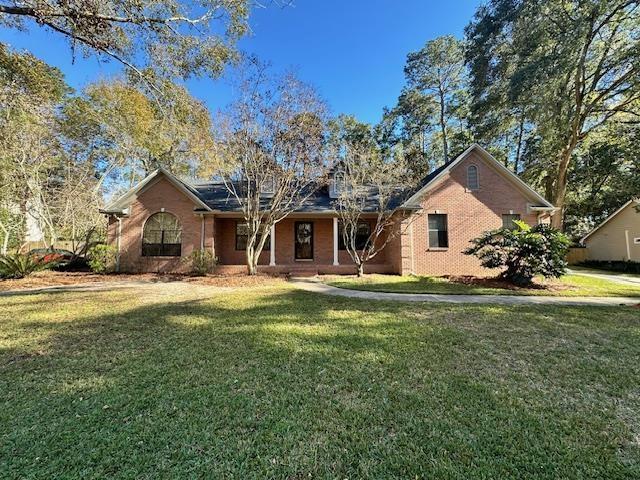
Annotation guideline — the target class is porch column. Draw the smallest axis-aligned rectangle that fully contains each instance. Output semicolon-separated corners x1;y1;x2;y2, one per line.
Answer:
333;217;339;266
269;224;276;266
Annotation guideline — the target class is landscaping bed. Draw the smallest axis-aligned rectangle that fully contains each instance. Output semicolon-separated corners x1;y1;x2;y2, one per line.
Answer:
0;270;286;292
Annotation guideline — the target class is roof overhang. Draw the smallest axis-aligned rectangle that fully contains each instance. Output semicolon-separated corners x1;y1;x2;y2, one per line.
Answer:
102;168;211;213
402;144;555;210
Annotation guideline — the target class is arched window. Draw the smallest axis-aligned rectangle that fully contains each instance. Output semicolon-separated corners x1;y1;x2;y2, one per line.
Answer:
142;212;182;257
467;165;479;190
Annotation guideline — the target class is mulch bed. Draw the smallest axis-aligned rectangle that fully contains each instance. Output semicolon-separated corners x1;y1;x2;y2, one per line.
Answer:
443;275;574;293
0;271;287;292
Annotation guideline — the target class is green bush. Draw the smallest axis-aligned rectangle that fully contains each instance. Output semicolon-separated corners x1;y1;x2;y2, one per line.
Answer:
87;244;118;274
184;249;217;276
579;260;640;274
0;253;55;279
464;221;571;286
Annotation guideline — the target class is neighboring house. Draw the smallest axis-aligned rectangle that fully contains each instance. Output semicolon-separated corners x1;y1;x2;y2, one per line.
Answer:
581;198;640;262
101;144;555;276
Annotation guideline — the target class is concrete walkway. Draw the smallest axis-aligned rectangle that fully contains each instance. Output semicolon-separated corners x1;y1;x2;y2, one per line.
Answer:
290;279;640;307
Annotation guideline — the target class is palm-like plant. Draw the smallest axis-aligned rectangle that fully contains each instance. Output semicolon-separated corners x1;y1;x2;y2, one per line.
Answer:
0;253;56;279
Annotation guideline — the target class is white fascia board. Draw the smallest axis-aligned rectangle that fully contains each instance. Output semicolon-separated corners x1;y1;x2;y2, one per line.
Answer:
103;168;211;212
581;199;637;244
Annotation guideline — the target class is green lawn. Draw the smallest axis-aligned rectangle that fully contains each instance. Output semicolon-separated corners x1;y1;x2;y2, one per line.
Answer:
327;273;640;297
1;283;640;478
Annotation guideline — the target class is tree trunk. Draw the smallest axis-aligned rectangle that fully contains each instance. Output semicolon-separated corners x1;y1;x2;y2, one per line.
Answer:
0;223;8;255
514;109;525;173
438;86;449;164
551;143;577;231
246;246;257;276
356;263;364;278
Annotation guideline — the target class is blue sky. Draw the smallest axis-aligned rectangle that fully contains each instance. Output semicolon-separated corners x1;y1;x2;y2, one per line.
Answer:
0;0;481;124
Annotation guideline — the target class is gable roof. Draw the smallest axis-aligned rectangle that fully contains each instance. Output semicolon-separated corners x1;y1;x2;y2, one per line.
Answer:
402;144;555;210
581;198;640;243
101;167;212;214
100;144;553;216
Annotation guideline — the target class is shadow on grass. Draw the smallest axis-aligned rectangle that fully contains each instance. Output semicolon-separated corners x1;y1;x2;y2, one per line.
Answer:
1;287;639;478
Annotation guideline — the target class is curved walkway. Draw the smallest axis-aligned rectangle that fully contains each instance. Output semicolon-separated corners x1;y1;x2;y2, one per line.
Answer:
290;279;640;307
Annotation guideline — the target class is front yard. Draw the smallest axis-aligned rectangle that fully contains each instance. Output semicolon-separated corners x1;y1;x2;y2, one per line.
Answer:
327;273;640;297
1;282;639;478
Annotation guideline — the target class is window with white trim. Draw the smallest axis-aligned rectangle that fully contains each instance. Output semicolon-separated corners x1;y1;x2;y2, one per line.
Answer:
261;174;275;195
428;214;448;248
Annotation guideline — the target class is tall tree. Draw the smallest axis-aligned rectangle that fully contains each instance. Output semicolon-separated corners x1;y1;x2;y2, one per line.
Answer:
404;35;469;165
0;0;253;84
467;0;640;229
0;44;70;249
62;75;216;194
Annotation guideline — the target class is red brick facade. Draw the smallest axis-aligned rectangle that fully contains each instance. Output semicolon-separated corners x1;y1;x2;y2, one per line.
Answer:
396;151;543;276
106;149;550;276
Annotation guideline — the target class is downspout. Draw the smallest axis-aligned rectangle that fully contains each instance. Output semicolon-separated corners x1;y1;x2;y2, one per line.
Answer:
625;230;631;261
116;217;122;273
200;214;205;251
409;219;415;275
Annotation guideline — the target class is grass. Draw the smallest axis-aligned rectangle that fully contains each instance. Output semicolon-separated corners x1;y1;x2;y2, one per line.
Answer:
1;282;640;478
327;273;640;297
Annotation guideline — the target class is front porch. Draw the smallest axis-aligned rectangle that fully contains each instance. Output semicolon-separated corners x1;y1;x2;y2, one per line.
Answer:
211;215;397;275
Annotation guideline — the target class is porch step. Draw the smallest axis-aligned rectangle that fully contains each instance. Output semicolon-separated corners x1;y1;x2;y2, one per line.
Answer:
288;268;319;278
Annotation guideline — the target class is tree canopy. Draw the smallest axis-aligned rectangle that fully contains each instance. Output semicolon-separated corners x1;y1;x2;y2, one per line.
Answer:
0;0;253;83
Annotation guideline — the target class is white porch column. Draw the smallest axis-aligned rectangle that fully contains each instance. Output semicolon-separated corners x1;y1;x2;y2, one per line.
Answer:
333;217;339;266
269;224;276;266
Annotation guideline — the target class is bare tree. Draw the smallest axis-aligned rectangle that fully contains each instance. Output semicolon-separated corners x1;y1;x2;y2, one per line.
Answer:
334;150;419;277
214;62;330;275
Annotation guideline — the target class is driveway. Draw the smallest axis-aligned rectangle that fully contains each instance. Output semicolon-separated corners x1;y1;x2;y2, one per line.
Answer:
291;279;640;306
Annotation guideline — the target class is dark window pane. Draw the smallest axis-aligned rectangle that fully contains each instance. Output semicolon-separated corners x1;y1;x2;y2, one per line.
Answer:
142;212;182;257
467;165;479;190
502;214;521;229
338;221;370;250
428;214;446;231
428;214;448;248
235;222;270;251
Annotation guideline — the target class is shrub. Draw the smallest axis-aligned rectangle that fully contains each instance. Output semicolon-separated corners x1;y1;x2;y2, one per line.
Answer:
464;221;571;286
0;253;55;279
184;249;217;276
87;244;118;274
579;260;640;274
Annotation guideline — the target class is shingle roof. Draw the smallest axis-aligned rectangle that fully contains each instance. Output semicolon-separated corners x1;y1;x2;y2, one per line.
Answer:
190;182;411;213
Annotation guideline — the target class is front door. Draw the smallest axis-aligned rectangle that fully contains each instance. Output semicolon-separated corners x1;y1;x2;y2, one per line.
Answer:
295;222;314;260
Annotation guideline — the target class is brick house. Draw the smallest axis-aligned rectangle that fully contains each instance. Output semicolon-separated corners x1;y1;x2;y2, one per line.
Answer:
102;144;555;276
